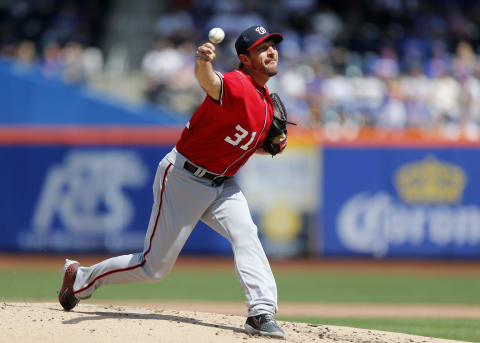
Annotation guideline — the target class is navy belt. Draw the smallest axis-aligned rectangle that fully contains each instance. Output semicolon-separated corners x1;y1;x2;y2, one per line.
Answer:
183;161;227;185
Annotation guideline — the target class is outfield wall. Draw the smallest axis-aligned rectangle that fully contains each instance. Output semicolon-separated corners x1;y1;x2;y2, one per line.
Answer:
322;145;480;258
1;127;480;259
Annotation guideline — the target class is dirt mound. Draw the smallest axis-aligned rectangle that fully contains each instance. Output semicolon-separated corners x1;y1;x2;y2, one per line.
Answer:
0;302;468;343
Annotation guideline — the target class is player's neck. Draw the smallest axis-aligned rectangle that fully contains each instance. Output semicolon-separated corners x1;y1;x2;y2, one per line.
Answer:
240;66;269;88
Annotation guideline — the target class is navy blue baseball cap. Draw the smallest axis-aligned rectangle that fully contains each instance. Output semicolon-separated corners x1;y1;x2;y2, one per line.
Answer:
235;25;283;56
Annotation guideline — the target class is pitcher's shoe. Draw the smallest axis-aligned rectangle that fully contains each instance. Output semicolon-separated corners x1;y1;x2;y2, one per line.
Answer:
58;259;80;311
244;313;285;339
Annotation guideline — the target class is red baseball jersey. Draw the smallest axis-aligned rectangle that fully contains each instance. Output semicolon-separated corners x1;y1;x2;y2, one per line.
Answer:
176;69;274;176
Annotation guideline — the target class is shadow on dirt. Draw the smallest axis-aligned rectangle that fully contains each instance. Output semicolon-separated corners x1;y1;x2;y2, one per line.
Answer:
60;309;246;334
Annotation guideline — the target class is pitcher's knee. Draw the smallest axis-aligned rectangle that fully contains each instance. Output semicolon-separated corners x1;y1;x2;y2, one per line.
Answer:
230;223;260;248
142;259;173;282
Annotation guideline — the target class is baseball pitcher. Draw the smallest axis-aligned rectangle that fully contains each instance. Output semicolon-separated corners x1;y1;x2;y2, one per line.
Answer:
58;25;293;339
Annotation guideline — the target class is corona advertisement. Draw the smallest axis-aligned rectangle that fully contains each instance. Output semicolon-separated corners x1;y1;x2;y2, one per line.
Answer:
322;147;480;258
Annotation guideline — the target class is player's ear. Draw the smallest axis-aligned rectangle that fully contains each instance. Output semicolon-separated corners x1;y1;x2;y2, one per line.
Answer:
239;53;251;66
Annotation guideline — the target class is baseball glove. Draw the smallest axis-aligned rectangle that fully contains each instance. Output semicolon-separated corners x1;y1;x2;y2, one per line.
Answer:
262;93;296;156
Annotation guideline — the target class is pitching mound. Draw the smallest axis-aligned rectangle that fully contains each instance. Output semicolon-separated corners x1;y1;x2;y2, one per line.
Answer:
0;302;467;343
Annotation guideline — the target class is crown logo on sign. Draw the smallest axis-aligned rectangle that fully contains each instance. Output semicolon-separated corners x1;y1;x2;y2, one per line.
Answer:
394;156;466;204
256;26;266;35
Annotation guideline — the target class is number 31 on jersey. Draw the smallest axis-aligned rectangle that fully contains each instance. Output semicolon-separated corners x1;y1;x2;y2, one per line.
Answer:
224;124;257;151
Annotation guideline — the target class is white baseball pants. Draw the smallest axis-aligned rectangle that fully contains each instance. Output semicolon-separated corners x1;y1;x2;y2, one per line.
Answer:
72;148;278;316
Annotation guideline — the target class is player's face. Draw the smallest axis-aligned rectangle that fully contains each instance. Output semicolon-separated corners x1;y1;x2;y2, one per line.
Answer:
248;40;278;76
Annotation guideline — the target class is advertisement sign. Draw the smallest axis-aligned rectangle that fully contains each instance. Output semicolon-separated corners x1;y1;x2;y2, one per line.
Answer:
0;145;231;254
239;141;320;257
322;148;480;258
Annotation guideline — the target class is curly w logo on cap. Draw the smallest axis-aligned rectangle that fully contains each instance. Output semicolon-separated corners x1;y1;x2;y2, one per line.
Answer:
255;26;267;34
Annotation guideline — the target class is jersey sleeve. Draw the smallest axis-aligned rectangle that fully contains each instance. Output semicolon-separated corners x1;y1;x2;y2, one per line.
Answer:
216;71;243;106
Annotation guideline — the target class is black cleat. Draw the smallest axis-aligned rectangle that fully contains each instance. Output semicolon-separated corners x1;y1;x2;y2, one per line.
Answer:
58;259;80;311
244;313;285;339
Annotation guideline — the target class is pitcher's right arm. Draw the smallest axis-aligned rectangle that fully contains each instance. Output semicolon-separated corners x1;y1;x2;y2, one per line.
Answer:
195;42;221;101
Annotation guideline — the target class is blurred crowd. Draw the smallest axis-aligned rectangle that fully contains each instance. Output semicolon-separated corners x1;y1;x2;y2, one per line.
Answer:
0;0;108;84
2;0;480;133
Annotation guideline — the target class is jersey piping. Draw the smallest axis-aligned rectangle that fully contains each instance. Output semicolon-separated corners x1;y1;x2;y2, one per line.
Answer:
215;71;224;105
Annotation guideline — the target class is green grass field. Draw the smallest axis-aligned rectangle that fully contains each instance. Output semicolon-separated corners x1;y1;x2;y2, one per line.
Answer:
1;266;479;342
278;317;480;343
1;269;479;304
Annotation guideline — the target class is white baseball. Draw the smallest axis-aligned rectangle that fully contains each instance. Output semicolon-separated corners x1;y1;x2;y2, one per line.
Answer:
208;27;225;44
